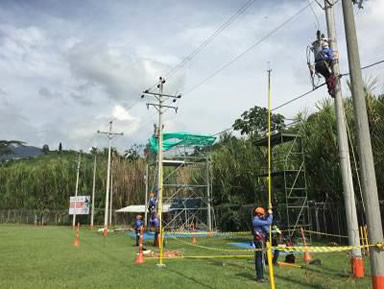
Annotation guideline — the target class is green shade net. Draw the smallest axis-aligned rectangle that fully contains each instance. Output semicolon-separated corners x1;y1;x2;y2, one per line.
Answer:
149;132;216;152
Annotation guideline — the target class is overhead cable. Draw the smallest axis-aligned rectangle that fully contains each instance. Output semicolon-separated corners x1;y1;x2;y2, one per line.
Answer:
183;1;314;95
145;0;257;92
272;58;384;111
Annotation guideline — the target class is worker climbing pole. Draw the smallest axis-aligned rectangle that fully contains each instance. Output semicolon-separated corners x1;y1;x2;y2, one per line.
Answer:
307;30;338;97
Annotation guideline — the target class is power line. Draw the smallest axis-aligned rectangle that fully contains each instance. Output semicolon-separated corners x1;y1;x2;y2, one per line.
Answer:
145;0;257;93
272;58;384;111
272;83;326;111
353;59;384;73
183;1;314;96
211;58;384;136
165;0;256;80
212;127;234;136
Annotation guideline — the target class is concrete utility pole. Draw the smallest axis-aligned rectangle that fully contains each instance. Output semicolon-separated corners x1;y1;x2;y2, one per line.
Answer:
109;170;113;226
206;155;212;232
72;151;82;229
144;164;149;227
342;0;384;287
324;0;363;277
90;149;97;229
141;77;181;267
98;121;123;237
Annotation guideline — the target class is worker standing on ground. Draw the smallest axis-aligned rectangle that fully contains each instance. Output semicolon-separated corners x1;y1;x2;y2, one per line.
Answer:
150;213;160;247
252;207;273;283
265;225;282;266
134;215;143;246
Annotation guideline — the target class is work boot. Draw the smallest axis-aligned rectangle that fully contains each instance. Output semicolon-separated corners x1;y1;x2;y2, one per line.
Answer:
256;278;266;283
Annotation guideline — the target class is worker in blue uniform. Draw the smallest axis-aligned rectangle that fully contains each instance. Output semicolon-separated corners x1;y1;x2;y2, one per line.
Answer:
315;40;336;97
150;214;160;247
134;215;144;246
252;207;273;283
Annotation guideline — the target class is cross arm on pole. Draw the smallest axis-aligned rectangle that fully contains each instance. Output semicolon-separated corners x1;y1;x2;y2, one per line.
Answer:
142;91;182;99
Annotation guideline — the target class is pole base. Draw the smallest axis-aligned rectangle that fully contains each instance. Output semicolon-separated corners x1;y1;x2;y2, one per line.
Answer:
372;276;384;289
156;263;166;268
351;256;364;278
103;229;108;237
135;253;145;264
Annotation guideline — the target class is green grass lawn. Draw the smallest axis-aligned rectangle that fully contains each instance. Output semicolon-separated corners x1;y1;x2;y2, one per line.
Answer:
0;225;373;289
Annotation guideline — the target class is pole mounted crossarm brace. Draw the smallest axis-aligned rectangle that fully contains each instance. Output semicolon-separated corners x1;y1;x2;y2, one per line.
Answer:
97;130;124;139
147;103;178;112
142;91;182;99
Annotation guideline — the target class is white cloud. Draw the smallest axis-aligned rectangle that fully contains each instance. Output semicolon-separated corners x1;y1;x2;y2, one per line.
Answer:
0;0;382;152
113;105;136;121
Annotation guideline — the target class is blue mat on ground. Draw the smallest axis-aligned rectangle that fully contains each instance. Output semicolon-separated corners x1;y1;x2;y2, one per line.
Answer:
127;231;216;241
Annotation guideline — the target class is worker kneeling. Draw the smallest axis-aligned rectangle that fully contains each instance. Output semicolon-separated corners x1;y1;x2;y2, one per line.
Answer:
252;207;273;283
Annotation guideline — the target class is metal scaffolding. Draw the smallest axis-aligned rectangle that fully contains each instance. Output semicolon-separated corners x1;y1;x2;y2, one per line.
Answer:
254;130;311;237
145;147;215;232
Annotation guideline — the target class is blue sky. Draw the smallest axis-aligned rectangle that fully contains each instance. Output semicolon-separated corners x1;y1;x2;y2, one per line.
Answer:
0;0;383;151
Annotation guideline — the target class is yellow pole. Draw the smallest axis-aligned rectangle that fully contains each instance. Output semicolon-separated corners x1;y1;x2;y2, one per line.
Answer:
364;225;370;256
267;67;276;289
360;226;365;256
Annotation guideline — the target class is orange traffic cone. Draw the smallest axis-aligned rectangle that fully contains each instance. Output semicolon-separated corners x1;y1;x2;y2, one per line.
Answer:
135;227;145;264
103;228;108;237
191;223;197;245
73;223;80;247
300;228;312;262
303;250;312;262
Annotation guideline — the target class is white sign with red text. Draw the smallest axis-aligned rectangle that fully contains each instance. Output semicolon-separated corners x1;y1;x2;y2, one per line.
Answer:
69;196;90;215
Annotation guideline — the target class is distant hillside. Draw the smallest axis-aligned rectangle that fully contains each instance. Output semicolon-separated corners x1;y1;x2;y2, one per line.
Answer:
0;144;42;161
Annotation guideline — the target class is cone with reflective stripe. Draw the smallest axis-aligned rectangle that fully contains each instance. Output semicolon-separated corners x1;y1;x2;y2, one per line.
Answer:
301;227;312;262
135;227;145;264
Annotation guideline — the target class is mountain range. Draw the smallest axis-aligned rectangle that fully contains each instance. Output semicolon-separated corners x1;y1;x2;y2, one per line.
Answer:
0;144;43;161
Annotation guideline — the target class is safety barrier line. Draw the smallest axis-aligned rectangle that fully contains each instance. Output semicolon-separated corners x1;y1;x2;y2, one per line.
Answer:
167;235;384;253
164;229;347;238
165;231;250;236
168;235;263;252
303;229;349;239
147;254;255;260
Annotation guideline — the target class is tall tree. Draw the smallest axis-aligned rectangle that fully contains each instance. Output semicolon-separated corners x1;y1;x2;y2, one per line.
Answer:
233;105;285;137
42;144;50;154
